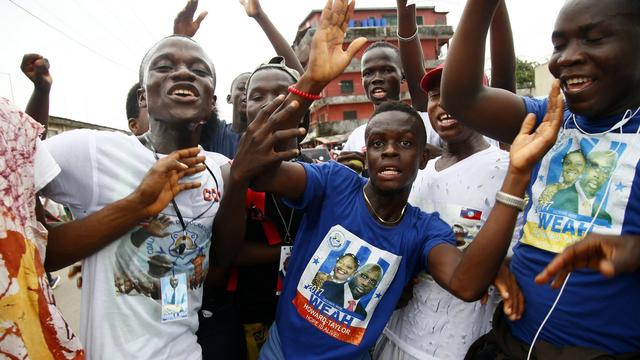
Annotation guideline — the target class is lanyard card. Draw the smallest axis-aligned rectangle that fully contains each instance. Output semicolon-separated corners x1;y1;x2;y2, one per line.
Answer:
276;245;292;295
160;272;189;322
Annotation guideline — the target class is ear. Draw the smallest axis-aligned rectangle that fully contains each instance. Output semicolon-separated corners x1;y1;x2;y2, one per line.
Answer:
128;118;138;134
137;88;147;109
226;94;232;104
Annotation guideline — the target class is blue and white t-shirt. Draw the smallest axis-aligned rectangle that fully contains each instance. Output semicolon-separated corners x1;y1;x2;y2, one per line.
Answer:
510;97;640;353
276;161;454;359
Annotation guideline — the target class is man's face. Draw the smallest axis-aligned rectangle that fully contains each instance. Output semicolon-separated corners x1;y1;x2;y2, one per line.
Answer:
427;83;474;144
548;0;640;118
349;267;381;299
228;73;250;118
246;69;294;125
141;37;215;125
169;277;178;289
129;107;150;136
579;152;616;198
361;47;403;106
365;111;427;194
561;151;586;184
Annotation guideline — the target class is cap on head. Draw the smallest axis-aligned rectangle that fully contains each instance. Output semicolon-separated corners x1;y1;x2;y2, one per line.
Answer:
420;62;488;94
246;56;300;89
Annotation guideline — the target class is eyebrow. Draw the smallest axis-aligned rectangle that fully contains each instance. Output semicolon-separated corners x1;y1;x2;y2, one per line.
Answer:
149;52;212;71
552;20;607;39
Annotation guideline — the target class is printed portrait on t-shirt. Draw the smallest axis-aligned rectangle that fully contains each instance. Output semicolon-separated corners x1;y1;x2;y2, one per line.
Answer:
523;129;638;253
292;225;400;346
112;194;218;300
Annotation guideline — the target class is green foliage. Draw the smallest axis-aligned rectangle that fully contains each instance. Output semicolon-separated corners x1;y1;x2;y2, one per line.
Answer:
516;58;537;89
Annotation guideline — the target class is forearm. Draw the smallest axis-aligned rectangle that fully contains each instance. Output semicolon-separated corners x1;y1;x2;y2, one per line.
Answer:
397;2;427;111
447;169;529;300
233;242;281;266
212;175;249;266
489;0;516;93
253;12;304;74
26;87;50;139
44;194;149;271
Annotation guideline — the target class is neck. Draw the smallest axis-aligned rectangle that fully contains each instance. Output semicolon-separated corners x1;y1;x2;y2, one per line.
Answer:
363;182;409;225
146;120;202;154
231;111;247;133
437;133;489;170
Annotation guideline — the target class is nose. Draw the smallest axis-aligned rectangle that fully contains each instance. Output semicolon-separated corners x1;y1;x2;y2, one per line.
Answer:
382;142;399;157
555;41;585;67
372;71;384;84
170;65;196;81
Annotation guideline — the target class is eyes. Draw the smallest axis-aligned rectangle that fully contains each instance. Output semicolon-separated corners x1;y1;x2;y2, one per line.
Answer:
362;66;399;78
369;137;414;149
151;60;212;77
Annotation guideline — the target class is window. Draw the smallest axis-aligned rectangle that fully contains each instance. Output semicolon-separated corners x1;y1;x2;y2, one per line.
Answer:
343;111;357;120
416;16;424;25
340;80;354;94
382;14;397;26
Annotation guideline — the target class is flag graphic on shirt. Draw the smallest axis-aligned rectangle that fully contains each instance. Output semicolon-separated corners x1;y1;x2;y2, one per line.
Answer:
460;208;482;220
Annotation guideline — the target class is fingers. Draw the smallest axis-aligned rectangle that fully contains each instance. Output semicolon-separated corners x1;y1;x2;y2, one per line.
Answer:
518;113;537;136
274;148;302;163
177;181;202;192
194;11;208;27
169;147;202;160
270;128;306;148
177;155;206;168
480;292;489;305
346;37;368;60
249;94;286;130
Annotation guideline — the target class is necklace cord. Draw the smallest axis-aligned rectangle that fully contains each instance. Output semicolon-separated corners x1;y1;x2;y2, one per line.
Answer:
362;184;406;225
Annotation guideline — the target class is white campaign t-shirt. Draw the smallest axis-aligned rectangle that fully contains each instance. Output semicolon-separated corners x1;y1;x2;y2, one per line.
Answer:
376;145;518;360
41;130;228;360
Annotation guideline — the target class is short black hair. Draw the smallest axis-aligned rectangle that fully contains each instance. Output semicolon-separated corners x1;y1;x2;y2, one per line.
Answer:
138;35;215;87
363;41;400;58
366;101;426;147
126;82;141;119
229;72;251;93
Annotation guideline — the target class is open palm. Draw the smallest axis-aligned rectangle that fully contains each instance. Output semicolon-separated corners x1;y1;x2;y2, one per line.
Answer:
509;80;564;176
306;0;367;84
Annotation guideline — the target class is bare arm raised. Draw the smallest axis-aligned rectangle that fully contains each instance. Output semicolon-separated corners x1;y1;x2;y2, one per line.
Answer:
21;54;52;139
440;0;525;144
396;0;426;111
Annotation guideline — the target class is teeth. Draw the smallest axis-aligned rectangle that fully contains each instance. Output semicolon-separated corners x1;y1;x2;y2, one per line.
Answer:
566;77;591;85
173;89;195;96
439;114;452;120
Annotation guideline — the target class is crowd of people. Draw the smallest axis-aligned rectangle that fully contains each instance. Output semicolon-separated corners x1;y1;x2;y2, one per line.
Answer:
1;0;639;359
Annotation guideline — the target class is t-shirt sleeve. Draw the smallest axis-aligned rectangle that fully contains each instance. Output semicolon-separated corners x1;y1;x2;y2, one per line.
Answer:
283;161;333;210
40;129;96;210
34;138;61;192
522;96;549;125
421;213;456;273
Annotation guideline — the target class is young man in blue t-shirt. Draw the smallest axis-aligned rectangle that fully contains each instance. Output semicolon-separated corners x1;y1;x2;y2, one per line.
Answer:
220;1;566;358
441;0;640;357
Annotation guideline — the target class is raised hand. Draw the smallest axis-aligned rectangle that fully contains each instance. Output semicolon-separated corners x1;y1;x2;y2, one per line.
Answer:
173;0;208;37
239;0;262;18
535;234;640;288
305;0;367;84
133;147;206;217
21;54;52;91
336;151;365;174
232;95;305;183
508;79;563;177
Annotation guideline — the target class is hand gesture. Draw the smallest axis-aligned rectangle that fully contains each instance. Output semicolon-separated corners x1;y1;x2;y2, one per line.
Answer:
239;0;262;18
509;79;563;177
21;54;52;91
535;234;640;288
174;0;208;37
232;95;306;183
491;262;524;321
145;215;172;237
336;151;365;174
305;0;367;84
133;147;206;217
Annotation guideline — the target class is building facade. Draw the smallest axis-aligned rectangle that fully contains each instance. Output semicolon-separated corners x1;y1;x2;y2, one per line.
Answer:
293;6;453;138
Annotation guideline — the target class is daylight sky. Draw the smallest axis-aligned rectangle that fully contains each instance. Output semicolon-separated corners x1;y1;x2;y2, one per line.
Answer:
0;0;564;130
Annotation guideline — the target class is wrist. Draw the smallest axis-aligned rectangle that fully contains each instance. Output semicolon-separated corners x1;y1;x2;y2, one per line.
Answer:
122;192;153;219
33;83;51;93
297;73;328;96
500;167;531;198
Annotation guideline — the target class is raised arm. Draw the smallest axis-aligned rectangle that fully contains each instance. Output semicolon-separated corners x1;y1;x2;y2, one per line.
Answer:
488;0;516;93
396;0;427;111
44;148;205;271
440;0;525;144
429;80;564;301
21;54;52;139
240;0;304;74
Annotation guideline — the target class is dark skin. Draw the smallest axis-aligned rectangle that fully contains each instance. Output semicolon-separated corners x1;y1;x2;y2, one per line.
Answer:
440;0;640;283
128;106;150;136
21;53;52;139
227;73;250;133
227;0;566;304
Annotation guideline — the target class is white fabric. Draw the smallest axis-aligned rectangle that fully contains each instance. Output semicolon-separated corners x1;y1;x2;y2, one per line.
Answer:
33;138;60;193
376;146;516;360
42;129;228;360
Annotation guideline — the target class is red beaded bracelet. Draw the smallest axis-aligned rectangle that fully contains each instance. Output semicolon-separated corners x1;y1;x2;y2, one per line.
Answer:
287;85;322;101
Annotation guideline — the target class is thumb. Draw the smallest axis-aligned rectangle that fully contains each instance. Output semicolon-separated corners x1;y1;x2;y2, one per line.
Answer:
345;37;368;59
195;11;208;26
494;277;510;300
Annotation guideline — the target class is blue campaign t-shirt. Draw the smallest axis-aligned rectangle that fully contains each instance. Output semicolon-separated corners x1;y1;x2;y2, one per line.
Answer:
510;97;640;353
276;161;454;359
